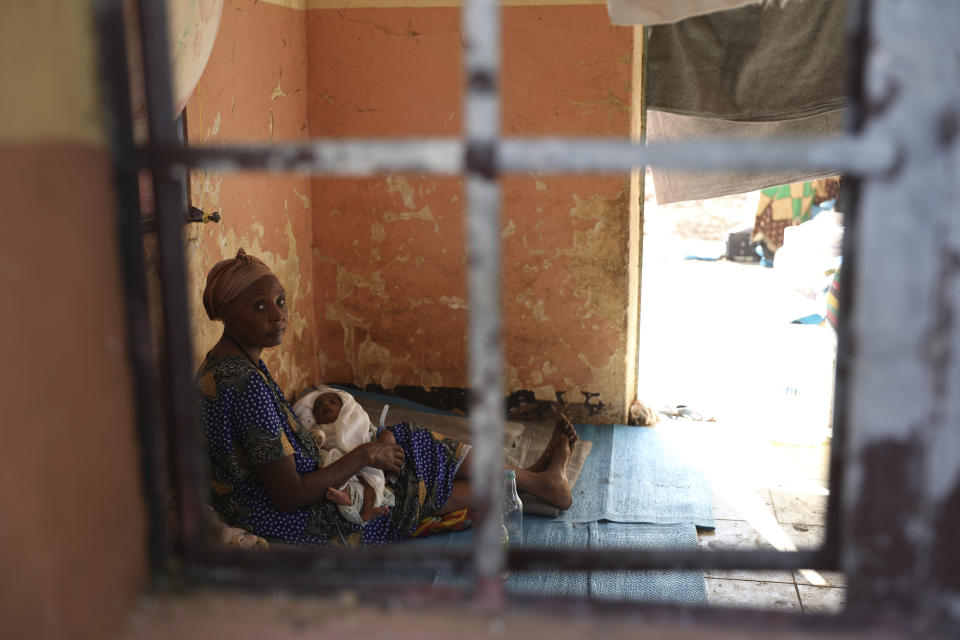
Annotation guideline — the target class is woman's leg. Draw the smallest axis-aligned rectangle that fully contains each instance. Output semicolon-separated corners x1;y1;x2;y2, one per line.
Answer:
445;415;577;511
441;479;475;513
454;414;577;479
511;432;573;510
524;414;578;473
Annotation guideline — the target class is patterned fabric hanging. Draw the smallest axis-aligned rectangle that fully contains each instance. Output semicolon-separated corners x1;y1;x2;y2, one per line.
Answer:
752;176;841;257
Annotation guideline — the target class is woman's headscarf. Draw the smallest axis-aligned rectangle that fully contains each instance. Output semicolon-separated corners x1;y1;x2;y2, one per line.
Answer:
202;248;275;320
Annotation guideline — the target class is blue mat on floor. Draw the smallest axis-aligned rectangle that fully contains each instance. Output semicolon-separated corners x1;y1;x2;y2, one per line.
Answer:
357;390;714;602
561;424;714;530
422;519;706;605
589;521;706;604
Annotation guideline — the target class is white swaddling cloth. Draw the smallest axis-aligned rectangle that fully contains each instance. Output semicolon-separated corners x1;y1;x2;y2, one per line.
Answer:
293;386;386;508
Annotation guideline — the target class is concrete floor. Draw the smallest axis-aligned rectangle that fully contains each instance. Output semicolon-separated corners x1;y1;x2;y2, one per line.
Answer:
639;180;844;613
698;438;844;613
647;415;842;613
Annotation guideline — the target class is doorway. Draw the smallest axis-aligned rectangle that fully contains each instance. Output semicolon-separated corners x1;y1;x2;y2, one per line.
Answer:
636;169;844;612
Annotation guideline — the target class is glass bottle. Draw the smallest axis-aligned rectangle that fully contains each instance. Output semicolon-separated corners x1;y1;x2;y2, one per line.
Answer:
499;519;510;580
502;469;523;548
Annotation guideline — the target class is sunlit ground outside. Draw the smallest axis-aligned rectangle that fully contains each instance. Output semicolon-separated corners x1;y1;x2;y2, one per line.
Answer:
637;171;844;612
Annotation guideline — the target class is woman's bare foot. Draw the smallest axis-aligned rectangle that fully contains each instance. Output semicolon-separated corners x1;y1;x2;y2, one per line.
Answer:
517;433;574;510
526;413;579;473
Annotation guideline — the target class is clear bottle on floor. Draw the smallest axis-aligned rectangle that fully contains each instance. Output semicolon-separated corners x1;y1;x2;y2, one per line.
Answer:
502;469;523;548
499;519;510;580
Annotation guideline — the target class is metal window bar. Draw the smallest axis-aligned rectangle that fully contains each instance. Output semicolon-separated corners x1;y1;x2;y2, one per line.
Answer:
135;0;209;563
463;0;507;604
93;0;168;575
136;134;896;176
96;0;960;631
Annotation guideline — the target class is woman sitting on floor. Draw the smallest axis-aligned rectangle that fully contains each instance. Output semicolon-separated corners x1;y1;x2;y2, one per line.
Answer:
196;248;577;547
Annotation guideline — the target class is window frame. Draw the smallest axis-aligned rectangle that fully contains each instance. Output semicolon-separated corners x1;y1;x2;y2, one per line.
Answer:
94;0;960;634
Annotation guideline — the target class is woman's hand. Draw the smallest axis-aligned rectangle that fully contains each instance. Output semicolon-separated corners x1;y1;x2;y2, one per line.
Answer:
257;436;404;512
362;440;405;473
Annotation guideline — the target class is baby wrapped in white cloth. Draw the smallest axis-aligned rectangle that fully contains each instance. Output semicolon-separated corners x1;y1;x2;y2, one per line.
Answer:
293;386;394;524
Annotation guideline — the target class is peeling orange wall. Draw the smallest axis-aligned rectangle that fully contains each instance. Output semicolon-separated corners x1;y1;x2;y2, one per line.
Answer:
307;6;634;420
185;0;318;397
183;1;636;413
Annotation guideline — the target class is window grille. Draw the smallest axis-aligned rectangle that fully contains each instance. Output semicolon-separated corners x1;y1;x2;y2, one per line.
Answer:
94;0;960;633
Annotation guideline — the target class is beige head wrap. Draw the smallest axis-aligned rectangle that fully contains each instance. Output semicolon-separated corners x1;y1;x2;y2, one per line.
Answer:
202;248;275;320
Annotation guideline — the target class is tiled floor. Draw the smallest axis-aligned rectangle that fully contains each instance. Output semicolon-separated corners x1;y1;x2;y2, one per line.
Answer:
695;437;845;613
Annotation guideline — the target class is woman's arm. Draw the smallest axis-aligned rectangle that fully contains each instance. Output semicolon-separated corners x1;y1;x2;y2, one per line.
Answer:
257;439;405;512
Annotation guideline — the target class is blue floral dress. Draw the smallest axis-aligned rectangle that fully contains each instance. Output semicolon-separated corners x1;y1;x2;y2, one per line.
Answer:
196;354;469;547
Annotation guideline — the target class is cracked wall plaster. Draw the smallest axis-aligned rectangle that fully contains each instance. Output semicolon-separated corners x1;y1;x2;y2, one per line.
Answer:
180;2;634;417
181;0;316;397
307;5;633;419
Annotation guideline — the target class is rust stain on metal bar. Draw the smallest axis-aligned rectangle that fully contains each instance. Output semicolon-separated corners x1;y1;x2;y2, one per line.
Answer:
468;70;496;93
847;440;920;616
465;142;497;180
932;483;960;592
192;544;831;574
508;549;831;572
936;108;960;148
925;242;960;632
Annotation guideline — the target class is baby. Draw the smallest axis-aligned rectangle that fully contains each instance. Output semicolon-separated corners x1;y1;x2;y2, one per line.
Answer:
293;386;395;524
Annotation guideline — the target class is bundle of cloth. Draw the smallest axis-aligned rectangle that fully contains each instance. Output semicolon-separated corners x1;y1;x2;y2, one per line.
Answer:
292;386;393;525
753;176;841;258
